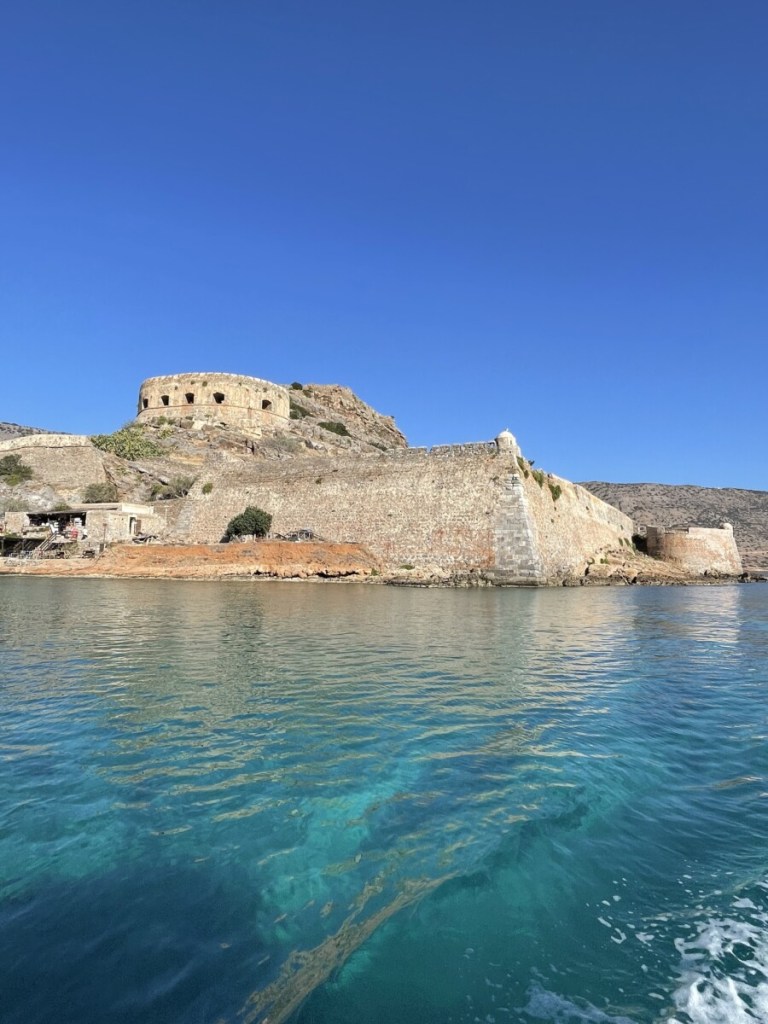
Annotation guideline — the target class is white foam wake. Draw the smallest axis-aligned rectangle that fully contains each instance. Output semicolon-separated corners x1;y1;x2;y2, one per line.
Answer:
667;898;768;1024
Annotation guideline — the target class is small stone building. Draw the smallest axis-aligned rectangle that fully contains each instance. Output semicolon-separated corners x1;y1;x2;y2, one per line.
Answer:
136;372;290;435
4;503;161;548
646;523;742;576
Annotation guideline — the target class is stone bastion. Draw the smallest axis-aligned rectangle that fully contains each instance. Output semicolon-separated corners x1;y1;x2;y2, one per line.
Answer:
136;373;290;435
646;523;742;576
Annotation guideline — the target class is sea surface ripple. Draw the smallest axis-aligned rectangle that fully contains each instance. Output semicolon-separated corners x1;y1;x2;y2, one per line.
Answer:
1;579;767;1024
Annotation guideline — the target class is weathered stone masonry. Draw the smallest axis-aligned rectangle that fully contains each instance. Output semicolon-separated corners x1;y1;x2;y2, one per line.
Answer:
136;373;290;435
646;524;742;575
0;434;108;498
174;443;634;581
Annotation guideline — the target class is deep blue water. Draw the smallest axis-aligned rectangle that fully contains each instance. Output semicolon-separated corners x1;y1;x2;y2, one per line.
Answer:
1;579;767;1024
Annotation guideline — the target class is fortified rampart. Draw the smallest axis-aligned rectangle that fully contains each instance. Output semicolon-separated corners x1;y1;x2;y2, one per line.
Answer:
136;373;290;435
646;524;742;576
0;434;109;499
5;370;738;582
171;441;634;582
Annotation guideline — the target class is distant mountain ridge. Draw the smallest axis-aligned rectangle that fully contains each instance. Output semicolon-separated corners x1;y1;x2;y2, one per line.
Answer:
0;422;63;442
580;481;768;571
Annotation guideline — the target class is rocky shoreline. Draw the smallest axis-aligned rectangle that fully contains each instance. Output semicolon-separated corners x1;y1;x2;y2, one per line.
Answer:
1;541;764;587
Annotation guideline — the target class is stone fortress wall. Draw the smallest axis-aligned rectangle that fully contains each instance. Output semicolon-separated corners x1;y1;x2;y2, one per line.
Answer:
136;373;290;435
173;438;635;582
3;370;741;581
0;434;109;499
646;524;742;575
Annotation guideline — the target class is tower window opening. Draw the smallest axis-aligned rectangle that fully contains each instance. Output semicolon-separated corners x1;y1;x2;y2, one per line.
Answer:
213;392;225;404
262;399;272;411
185;393;195;404
161;395;170;406
142;398;149;409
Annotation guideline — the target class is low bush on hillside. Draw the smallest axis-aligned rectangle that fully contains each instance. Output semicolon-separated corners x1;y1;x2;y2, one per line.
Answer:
150;475;196;500
90;426;163;460
202;482;213;495
319;420;350;437
548;482;562;502
224;506;272;540
0;454;33;486
289;382;304;390
289;401;309;419
531;469;545;487
83;482;119;503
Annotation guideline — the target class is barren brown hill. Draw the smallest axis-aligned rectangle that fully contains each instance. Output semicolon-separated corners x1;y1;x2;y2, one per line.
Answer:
0;421;60;442
580;482;768;572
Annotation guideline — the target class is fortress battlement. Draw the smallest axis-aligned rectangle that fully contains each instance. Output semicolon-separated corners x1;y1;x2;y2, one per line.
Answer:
136;372;289;435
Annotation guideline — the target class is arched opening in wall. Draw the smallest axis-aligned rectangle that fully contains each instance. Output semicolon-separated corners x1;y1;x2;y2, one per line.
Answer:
161;395;170;406
142;398;149;409
262;400;272;411
213;392;225;404
185;393;195;404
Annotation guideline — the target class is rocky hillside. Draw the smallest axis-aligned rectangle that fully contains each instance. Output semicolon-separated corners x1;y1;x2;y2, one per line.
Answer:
0;384;408;513
581;482;768;571
0;422;59;442
284;383;407;450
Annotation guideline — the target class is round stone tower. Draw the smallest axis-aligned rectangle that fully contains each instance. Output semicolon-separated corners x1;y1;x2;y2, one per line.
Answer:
136;373;290;435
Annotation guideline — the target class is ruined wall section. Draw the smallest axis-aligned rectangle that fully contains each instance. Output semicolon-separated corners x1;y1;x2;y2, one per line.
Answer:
646;524;742;575
137;373;290;435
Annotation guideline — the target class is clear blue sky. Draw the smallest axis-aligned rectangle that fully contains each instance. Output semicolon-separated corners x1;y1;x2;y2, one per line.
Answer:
2;1;767;487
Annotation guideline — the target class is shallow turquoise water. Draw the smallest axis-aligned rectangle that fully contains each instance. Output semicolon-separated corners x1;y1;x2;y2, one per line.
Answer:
1;579;767;1024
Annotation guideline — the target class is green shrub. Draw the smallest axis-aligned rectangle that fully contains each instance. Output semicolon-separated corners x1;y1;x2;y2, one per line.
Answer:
83;482;119;503
0;454;33;485
399;563;415;570
289;382;304;390
169;475;195;497
150;475;196;500
516;456;526;472
90;426;163;460
319;420;350;437
202;482;213;495
531;468;545;487
224;506;272;540
289;401;309;419
548;482;562;502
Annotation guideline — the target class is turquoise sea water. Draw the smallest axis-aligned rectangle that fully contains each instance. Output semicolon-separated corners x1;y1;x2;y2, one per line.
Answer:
1;579;768;1024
